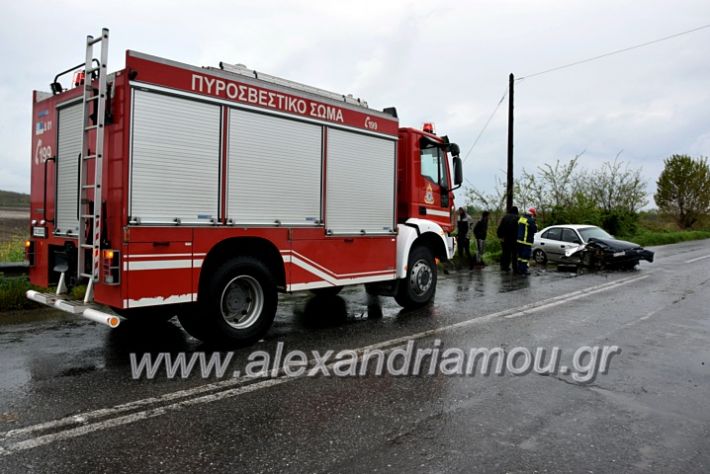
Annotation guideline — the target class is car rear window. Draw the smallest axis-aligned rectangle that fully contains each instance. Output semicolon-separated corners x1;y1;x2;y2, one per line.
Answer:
542;228;562;240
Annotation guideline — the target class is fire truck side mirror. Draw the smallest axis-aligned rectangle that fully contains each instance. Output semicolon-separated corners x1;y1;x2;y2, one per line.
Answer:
448;143;461;157
453;156;463;187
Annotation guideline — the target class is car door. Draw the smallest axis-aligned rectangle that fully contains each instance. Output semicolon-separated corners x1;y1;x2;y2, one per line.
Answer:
560;228;584;258
539;227;563;261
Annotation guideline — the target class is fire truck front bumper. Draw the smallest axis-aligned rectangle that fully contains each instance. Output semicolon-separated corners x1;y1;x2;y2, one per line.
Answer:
26;290;123;328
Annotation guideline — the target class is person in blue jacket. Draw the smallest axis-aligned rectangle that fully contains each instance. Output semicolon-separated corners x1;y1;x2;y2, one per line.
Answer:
516;208;538;275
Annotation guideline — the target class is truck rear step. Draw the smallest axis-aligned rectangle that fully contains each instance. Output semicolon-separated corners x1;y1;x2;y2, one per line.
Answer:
26;290;122;328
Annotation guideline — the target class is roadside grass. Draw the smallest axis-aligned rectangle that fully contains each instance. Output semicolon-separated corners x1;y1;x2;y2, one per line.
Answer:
623;229;710;247
0;237;25;263
0;275;86;312
0;276;38;312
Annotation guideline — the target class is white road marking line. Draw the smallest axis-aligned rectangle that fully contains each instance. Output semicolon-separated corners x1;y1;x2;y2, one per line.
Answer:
1;375;266;440
0;273;650;456
502;275;650;319
639;309;661;321
684;254;710;264
3;378;287;455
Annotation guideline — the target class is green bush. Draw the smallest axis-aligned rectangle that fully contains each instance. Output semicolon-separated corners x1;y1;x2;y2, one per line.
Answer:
602;210;639;237
0;238;25;263
543;193;603;228
0;276;38;312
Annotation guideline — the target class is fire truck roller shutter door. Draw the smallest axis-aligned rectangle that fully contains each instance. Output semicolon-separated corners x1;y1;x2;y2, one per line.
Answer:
56;102;83;235
227;109;322;225
325;129;396;235
130;90;220;224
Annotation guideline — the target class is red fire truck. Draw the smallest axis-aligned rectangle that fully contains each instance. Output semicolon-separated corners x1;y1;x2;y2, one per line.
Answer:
26;29;463;345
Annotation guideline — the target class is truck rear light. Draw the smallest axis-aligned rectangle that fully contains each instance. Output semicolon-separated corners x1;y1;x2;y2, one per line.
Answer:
102;250;120;285
25;240;35;266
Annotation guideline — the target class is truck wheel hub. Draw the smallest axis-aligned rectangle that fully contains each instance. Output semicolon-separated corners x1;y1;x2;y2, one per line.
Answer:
410;260;433;296
220;275;264;329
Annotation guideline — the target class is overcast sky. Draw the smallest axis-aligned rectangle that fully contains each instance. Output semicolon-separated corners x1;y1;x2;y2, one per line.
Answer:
1;0;709;206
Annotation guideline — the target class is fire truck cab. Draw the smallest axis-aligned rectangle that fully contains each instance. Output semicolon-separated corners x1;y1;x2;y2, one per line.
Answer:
26;29;463;345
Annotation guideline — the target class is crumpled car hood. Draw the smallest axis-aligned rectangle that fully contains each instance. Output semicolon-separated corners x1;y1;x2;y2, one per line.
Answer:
587;237;640;250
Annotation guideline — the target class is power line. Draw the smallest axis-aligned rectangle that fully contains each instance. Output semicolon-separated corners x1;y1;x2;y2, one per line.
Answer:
517;23;710;81
462;87;508;164
461;22;710;170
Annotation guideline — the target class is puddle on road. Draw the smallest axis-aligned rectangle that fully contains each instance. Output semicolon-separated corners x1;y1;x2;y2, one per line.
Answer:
0;308;74;327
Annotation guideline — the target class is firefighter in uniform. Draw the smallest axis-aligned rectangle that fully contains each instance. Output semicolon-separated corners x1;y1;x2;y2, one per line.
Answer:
516;208;537;275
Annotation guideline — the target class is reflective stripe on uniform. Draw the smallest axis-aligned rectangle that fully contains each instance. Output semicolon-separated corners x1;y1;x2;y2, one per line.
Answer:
518;216;529;243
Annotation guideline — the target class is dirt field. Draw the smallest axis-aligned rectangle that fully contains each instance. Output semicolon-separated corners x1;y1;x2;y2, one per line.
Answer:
0;208;29;243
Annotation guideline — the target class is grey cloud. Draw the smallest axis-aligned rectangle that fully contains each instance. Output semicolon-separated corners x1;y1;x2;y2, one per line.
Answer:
1;0;708;203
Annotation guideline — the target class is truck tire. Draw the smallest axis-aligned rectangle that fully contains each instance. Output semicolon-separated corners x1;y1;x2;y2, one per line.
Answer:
179;256;277;346
394;245;437;309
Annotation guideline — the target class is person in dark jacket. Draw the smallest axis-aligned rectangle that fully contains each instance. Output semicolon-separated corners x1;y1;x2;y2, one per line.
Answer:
473;211;490;265
456;207;474;269
516;207;538;275
497;206;519;272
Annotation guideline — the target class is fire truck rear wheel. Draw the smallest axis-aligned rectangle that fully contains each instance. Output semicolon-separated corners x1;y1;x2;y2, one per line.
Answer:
394;245;437;309
187;257;277;346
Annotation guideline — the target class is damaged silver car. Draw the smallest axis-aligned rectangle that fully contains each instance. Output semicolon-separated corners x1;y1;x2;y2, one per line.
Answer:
533;225;654;269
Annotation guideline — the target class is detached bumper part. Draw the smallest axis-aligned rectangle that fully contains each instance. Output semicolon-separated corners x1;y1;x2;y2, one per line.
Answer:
639;249;654;263
26;290;122;328
618;248;654;263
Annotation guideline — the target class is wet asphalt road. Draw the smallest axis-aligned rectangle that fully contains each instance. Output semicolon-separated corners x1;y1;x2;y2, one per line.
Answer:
1;240;709;473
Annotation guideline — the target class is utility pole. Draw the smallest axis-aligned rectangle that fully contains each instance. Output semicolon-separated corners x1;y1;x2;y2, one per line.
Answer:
506;73;514;212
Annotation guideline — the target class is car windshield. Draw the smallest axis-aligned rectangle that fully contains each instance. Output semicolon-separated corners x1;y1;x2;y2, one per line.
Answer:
579;226;612;242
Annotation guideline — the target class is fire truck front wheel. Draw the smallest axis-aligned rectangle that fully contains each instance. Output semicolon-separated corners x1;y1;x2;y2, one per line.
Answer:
394;245;437;309
181;257;278;345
